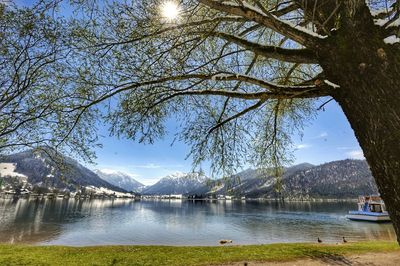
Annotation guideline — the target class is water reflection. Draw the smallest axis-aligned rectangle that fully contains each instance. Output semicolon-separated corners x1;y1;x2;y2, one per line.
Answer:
0;198;396;246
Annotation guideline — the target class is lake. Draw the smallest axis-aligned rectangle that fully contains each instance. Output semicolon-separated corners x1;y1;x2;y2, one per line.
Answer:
0;198;396;246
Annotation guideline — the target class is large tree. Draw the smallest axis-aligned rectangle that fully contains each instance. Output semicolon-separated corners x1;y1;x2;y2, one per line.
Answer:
5;0;400;241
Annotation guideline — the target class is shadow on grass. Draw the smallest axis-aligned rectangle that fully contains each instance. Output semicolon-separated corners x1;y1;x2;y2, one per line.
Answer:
306;250;353;265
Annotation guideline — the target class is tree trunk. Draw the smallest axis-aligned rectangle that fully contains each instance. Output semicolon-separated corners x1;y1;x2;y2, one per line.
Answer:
316;4;400;241
336;78;400;244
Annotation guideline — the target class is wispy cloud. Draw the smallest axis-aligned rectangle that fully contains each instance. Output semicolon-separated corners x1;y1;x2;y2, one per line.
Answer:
346;150;365;160
337;146;354;150
130;163;184;169
316;132;328;138
295;144;311;150
131;163;162;169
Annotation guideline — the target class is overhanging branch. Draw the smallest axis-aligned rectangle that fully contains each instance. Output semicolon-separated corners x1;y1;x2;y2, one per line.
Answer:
77;72;331;113
207;31;318;63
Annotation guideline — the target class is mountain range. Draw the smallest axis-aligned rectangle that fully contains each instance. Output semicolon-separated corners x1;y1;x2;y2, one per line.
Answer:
0;149;125;193
141;172;207;195
141;160;378;199
190;160;377;200
0;148;379;199
94;169;144;192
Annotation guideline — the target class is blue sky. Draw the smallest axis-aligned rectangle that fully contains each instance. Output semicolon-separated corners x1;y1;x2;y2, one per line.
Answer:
93;100;364;185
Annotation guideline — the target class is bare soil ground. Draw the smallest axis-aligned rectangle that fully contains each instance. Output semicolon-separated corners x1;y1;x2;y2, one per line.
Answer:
221;251;400;266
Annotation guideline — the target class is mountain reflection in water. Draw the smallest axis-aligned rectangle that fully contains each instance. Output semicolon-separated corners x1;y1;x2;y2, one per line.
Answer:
0;199;396;246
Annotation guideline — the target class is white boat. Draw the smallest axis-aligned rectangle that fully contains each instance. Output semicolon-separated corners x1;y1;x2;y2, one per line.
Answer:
346;195;391;222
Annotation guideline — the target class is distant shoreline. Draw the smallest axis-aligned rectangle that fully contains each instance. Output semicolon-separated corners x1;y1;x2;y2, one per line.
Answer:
0;193;358;202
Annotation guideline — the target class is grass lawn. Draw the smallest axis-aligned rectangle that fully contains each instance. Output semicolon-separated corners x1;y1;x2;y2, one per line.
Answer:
0;241;398;266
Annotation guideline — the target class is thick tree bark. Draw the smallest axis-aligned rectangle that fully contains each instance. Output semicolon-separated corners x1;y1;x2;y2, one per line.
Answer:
335;73;400;244
316;3;400;243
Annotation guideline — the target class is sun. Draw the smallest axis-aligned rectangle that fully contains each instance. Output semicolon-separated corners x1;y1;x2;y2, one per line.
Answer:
160;1;180;20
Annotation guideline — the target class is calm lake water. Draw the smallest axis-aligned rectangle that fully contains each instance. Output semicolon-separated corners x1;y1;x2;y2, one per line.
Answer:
0;198;396;246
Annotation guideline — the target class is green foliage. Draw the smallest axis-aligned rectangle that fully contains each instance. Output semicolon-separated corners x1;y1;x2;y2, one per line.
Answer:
0;2;101;162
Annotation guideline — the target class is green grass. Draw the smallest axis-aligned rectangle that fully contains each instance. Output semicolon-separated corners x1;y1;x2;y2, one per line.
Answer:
0;241;398;266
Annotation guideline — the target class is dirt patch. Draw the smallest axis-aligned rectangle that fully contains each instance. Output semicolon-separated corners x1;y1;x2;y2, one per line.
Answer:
220;251;400;266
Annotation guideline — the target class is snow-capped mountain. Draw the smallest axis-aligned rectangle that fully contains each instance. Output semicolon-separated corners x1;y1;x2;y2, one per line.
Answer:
141;172;208;195
0;149;126;193
94;169;144;192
